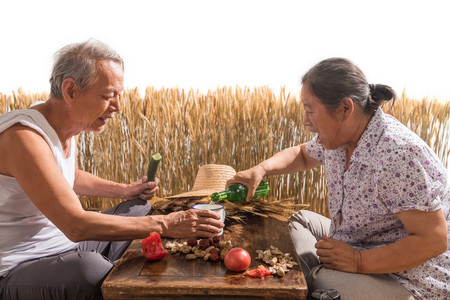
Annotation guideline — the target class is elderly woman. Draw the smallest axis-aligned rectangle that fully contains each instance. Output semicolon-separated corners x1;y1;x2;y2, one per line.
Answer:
227;58;449;299
0;40;223;300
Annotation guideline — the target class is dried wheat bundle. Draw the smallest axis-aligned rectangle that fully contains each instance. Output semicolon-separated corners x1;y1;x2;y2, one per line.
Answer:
150;196;308;223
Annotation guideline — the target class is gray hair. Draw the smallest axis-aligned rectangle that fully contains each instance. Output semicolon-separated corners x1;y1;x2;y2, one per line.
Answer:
301;57;396;115
49;39;124;99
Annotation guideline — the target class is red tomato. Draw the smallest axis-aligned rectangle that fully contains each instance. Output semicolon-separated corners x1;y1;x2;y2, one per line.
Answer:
224;247;251;272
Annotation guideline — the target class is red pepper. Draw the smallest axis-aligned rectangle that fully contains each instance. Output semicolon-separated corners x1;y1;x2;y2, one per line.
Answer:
247;265;271;278
142;232;168;261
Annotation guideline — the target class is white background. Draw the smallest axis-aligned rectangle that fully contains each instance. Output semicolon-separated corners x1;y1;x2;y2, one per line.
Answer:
1;0;450;101
0;0;449;175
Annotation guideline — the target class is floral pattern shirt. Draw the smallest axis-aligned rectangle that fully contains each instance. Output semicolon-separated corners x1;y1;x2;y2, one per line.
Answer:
306;108;450;299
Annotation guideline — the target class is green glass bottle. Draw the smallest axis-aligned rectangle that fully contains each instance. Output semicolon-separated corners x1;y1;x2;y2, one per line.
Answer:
210;180;269;203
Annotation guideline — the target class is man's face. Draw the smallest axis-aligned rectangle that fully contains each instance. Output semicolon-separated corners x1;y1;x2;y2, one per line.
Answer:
74;60;124;132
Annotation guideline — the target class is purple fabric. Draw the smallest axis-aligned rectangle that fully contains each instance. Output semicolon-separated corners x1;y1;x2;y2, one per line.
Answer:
306;108;450;299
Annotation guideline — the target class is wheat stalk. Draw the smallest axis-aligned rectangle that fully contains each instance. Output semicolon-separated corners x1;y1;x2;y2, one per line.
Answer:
1;88;448;216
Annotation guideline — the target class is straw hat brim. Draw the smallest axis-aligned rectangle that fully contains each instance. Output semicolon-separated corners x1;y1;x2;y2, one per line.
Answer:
166;164;236;199
166;188;224;199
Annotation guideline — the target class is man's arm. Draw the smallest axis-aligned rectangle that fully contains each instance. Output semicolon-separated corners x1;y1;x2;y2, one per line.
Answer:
0;126;170;240
73;168;158;199
72;140;158;200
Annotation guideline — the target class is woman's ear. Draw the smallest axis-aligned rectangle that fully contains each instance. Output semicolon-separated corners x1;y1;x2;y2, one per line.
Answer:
61;78;77;104
340;97;354;120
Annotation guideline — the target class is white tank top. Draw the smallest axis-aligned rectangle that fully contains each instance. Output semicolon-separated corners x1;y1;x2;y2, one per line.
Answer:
0;109;78;277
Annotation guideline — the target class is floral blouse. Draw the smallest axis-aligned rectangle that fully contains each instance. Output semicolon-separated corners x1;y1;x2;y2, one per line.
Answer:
306;108;450;299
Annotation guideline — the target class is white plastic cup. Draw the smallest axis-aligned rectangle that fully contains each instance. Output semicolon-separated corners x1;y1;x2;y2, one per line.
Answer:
192;203;226;235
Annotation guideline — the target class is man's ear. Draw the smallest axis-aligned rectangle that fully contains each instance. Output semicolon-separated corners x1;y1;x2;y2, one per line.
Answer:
61;78;77;104
340;97;354;120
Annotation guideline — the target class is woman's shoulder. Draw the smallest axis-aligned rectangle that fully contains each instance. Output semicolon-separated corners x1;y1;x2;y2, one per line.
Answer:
364;111;447;177
354;110;421;166
377;112;431;154
374;114;447;180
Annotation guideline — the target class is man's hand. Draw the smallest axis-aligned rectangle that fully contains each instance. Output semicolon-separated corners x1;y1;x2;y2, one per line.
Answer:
160;209;224;238
315;235;362;273
124;177;160;201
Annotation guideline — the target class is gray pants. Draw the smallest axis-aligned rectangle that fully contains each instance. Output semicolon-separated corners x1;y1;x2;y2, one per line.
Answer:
0;199;152;300
289;210;416;300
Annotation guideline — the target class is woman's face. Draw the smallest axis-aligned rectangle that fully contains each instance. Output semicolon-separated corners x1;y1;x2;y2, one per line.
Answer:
301;84;347;150
73;60;124;133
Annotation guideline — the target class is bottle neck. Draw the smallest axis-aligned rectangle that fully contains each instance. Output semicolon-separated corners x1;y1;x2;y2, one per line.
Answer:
210;191;231;202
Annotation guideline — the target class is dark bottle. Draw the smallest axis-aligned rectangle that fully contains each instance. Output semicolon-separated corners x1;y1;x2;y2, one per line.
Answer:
210;180;269;203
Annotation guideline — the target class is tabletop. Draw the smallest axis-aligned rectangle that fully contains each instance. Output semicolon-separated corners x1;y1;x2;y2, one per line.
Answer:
102;214;307;299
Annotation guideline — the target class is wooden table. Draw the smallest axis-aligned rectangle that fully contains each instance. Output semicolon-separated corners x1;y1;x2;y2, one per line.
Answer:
102;215;307;299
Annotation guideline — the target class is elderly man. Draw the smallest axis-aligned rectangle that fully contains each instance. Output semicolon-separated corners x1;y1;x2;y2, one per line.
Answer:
0;39;223;300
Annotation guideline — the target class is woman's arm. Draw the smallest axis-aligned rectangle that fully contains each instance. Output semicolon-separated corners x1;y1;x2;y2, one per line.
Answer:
227;143;322;201
315;209;448;273
258;143;323;176
359;209;448;273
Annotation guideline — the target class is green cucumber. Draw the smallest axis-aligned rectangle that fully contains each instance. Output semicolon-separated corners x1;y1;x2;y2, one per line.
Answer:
146;153;161;182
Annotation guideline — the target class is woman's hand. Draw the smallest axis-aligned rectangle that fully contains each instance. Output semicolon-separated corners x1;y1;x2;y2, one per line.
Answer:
226;165;266;201
159;209;224;238
315;235;362;273
124;177;160;201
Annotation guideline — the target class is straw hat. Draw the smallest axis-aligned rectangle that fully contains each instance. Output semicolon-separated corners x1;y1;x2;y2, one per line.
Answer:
166;164;236;198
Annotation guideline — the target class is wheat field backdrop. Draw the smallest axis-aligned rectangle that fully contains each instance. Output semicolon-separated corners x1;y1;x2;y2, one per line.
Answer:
1;87;449;216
